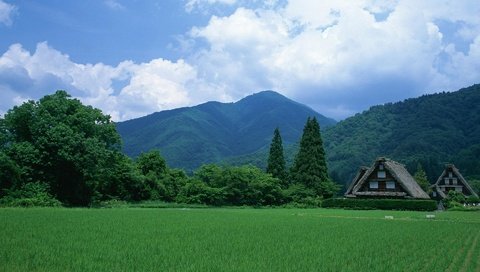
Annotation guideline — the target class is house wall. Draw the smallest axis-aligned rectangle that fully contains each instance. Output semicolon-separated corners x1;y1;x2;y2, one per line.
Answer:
437;170;474;196
358;164;406;194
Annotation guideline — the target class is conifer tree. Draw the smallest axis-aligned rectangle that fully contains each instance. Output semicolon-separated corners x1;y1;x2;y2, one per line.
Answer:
290;117;338;197
414;163;430;193
266;127;287;186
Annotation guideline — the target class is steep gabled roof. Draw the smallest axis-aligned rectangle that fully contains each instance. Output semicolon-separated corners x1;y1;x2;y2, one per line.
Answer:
432;164;479;198
349;157;430;199
345;166;368;197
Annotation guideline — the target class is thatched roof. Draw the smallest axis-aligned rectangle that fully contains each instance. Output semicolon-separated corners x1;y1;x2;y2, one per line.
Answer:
345;157;430;199
431;164;479;198
345;166;368;197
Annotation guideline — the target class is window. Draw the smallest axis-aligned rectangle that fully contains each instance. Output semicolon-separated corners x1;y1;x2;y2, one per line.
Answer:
377;171;386;178
455;187;462;192
448;172;453;178
432;192;437;197
369;181;379;189
444;178;450;185
378;164;384;170
452;178;457;185
386;181;395;189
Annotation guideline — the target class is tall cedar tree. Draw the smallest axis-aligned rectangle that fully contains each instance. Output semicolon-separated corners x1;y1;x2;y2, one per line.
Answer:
414;163;430;193
266;127;287;186
291;117;336;197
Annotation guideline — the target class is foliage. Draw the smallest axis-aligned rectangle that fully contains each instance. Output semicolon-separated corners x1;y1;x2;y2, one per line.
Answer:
0;91;125;206
266;127;287;185
413;163;430;193
290;117;339;197
0;151;21;196
466;195;480;204
321;198;437;211
443;190;466;208
136;150;167;178
178;164;286;206
469;179;480;195
0;182;61;207
95;153;148;202
0;91;162;206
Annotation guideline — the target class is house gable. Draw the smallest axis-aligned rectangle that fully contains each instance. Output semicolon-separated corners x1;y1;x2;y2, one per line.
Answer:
431;164;478;199
347;157;430;199
344;166;368;197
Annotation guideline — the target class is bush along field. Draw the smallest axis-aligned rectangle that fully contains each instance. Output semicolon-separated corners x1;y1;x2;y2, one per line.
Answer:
0;208;479;272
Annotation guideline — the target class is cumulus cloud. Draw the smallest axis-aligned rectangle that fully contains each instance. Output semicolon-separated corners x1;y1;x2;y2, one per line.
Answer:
1;0;479;121
187;0;480;119
0;0;16;26
0;42;218;121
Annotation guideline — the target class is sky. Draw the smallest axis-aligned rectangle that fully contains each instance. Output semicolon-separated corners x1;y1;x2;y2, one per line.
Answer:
0;0;479;121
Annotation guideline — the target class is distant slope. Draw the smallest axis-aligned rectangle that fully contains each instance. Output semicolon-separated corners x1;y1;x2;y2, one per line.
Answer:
117;91;336;170
323;84;480;186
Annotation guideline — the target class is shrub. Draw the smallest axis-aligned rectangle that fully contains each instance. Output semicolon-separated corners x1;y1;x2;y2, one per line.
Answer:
0;182;61;207
322;198;437;211
465;195;480;204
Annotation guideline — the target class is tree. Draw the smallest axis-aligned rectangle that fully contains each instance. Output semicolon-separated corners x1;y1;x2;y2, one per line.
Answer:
136;150;167;178
1;91;125;206
414;163;430;193
290;117;338;198
266;127;287;186
469;179;480;195
0;152;21;197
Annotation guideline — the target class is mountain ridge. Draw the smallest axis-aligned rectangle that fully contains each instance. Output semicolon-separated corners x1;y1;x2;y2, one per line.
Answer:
117;90;336;170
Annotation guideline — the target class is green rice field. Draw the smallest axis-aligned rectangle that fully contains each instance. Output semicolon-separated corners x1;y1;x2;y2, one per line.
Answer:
0;208;479;272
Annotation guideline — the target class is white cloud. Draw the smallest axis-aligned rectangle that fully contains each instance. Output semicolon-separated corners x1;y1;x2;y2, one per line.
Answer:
1;0;479;121
116;59;197;120
0;42;216;121
187;0;480;119
0;0;16;26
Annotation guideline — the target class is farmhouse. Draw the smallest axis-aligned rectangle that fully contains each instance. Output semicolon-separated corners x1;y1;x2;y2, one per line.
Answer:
430;164;479;200
345;157;430;199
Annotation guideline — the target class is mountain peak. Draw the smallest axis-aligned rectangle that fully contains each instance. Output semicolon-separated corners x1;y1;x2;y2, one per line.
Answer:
117;90;336;170
239;90;288;102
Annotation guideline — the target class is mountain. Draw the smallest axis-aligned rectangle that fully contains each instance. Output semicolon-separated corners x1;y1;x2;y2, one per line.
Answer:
117;91;336;170
323;84;480;186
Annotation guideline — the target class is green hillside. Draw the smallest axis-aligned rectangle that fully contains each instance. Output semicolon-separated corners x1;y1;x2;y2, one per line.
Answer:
323;84;480;186
118;84;480;189
226;84;480;190
117;91;336;170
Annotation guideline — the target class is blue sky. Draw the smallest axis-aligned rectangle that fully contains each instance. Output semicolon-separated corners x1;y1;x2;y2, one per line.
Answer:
1;0;479;121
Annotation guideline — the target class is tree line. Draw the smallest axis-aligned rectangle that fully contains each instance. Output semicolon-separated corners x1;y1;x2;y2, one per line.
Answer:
0;91;339;207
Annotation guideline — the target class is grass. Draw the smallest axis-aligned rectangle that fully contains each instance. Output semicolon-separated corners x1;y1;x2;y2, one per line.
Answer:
0;208;479;272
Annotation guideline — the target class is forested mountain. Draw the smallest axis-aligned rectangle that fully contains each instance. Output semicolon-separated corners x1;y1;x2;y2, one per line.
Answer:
225;84;480;190
323;84;480;186
118;84;480;191
117;91;336;170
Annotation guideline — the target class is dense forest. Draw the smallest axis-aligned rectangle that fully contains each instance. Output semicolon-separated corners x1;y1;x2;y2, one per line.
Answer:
323;84;480;186
225;84;480;191
0;91;336;207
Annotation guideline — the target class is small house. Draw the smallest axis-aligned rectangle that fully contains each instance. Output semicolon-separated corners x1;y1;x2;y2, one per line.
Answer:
345;157;430;199
430;164;478;200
